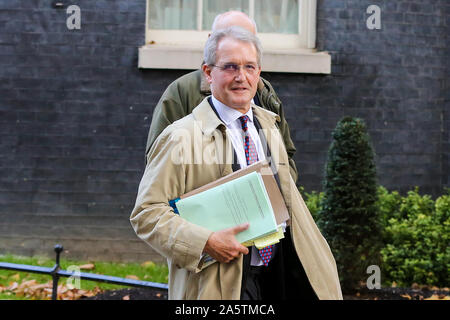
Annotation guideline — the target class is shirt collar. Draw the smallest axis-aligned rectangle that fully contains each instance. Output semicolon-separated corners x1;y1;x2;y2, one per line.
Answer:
211;95;254;126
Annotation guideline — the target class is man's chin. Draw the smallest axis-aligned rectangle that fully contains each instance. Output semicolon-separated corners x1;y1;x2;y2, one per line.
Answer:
230;95;252;106
231;100;251;110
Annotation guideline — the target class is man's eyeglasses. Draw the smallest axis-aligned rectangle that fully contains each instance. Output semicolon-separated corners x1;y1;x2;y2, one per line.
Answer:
210;63;259;75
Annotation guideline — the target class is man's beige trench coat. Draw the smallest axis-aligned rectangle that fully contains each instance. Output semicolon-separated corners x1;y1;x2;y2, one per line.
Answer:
130;97;343;300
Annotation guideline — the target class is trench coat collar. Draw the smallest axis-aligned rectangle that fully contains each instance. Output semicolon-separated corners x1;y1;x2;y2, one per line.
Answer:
192;97;226;137
252;103;280;127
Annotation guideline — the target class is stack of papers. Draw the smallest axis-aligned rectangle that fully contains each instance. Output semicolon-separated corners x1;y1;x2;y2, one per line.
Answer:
174;160;289;249
242;225;285;249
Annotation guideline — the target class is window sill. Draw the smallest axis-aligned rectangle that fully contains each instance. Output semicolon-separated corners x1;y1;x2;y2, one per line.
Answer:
138;45;331;74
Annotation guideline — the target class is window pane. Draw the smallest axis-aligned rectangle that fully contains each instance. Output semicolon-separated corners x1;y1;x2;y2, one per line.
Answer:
254;0;298;34
202;0;249;30
149;0;197;30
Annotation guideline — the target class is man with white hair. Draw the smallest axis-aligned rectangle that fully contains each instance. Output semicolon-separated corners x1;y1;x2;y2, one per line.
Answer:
145;11;299;184
131;26;342;300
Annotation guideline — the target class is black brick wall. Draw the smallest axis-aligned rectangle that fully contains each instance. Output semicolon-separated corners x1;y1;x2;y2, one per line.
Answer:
0;0;448;262
264;0;449;194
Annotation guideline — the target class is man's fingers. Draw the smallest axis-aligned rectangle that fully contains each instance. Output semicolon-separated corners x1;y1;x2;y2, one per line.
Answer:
203;224;251;262
231;224;249;255
239;245;249;255
231;223;250;234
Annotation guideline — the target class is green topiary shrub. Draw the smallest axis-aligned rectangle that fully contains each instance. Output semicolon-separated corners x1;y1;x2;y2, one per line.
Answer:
318;116;381;292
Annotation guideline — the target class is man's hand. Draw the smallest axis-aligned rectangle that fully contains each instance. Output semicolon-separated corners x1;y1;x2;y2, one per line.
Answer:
203;223;250;263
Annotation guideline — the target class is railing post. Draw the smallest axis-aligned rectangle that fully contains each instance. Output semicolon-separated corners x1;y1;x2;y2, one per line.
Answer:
51;244;63;300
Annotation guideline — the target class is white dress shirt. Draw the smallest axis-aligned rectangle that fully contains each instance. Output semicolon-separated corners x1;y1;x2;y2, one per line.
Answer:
212;96;266;168
212;95;270;266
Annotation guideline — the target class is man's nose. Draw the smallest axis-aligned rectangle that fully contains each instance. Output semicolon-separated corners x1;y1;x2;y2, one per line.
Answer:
234;66;246;81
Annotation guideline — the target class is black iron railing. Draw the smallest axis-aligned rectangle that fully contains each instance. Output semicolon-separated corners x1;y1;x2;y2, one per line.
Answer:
0;244;168;300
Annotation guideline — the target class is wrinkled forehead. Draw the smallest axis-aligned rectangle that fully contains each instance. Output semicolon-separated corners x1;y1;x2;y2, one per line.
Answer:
215;37;258;64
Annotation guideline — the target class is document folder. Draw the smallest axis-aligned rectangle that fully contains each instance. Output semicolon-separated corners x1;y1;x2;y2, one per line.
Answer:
170;160;290;268
178;160;290;226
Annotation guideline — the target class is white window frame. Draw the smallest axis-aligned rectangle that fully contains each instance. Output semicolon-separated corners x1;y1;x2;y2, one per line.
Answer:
138;0;331;74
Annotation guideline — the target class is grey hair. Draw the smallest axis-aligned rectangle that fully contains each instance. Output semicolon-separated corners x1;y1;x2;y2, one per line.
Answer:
211;12;258;33
203;26;262;67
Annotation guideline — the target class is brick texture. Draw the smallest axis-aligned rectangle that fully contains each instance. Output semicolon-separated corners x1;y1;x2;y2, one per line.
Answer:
266;0;449;194
0;0;448;262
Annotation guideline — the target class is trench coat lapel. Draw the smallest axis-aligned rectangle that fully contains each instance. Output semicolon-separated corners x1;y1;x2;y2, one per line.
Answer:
191;98;235;177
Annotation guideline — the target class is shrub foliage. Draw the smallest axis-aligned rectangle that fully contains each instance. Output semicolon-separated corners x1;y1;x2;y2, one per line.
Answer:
378;187;450;287
306;187;450;288
318;116;380;292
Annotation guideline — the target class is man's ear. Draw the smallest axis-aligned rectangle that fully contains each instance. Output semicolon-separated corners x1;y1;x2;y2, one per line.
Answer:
202;64;213;83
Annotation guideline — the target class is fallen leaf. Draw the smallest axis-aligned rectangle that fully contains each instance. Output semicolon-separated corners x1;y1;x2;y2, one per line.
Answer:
29;283;52;291
430;286;439;291
141;261;155;268
78;263;95;270
400;294;411;300
126;275;139;280
424;294;450;300
15;291;25;297
58;284;67;294
7;282;18;291
2;276;103;300
82;291;95;297
11;274;20;281
122;295;130;300
18;279;38;290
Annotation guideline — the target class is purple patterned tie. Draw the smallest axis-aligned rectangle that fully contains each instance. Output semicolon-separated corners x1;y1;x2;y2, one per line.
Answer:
238;115;273;266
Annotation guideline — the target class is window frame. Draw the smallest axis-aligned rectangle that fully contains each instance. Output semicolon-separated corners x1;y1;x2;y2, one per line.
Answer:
139;0;331;74
145;0;315;49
